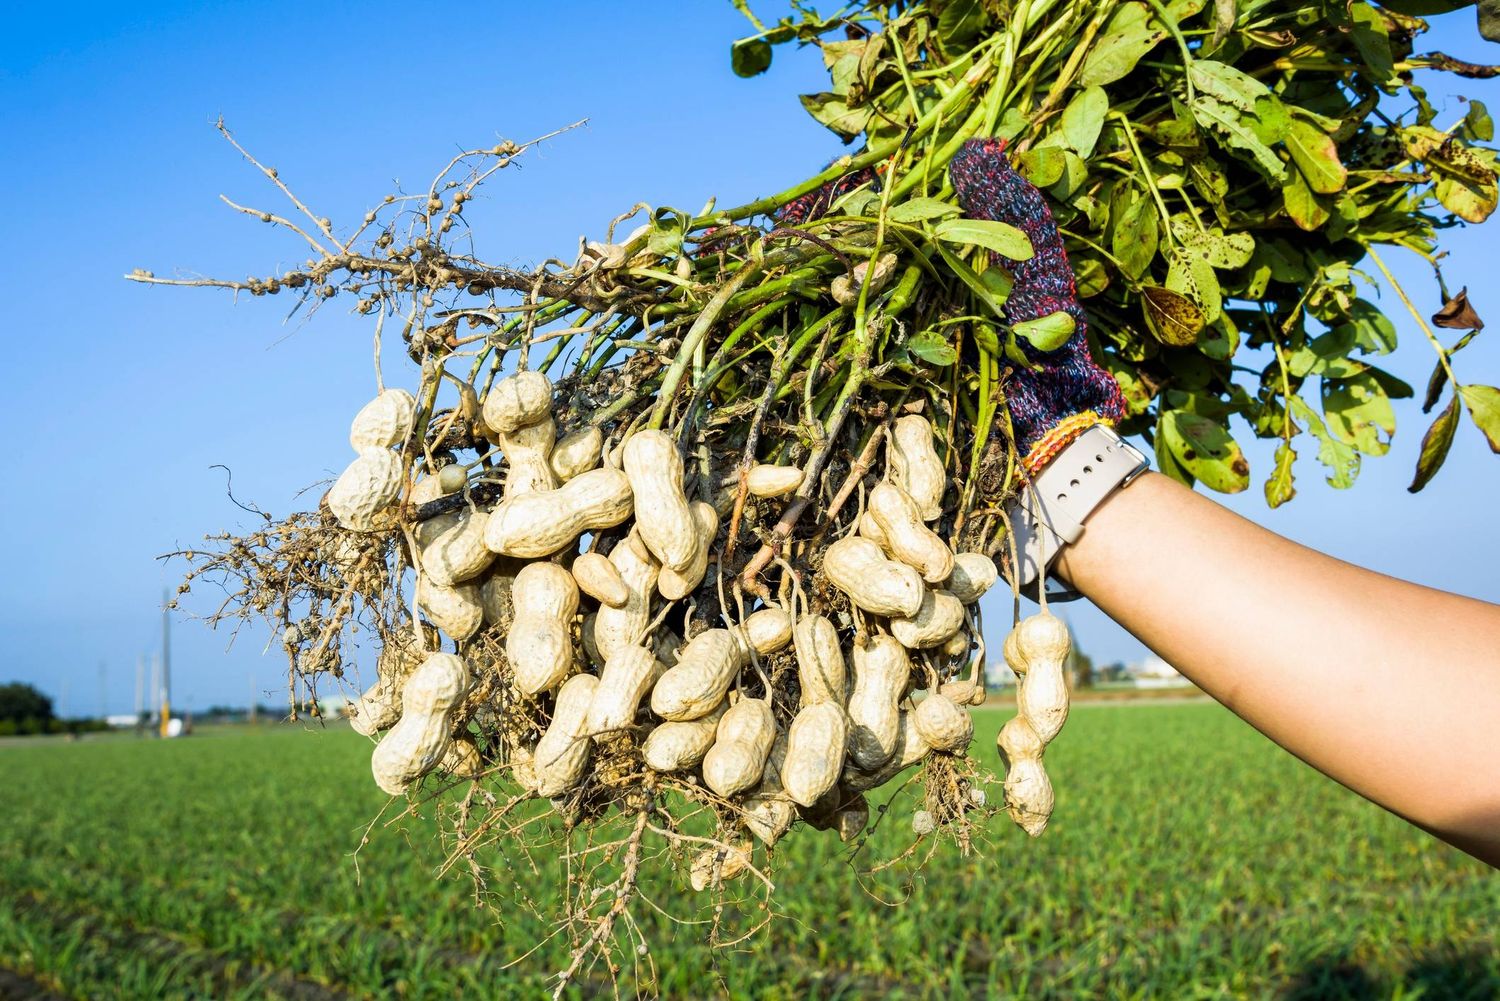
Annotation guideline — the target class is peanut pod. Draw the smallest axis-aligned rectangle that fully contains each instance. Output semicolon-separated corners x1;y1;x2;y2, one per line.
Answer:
912;692;974;752
649;629;746;722
349;388;416;451
846;636;910;770
593;530;660;662
781;702;849;808
822;536;924;618
868;481;953;584
641;703;726;772
621;430;698;572
532;673;599;798
415;575;483;642
370;652;471;795
505;562;580;696
550;425;603;482
483;466;633;558
792;614;846;707
658;500;719;600
585;645;666;735
890;588;965;649
887;414;945;522
481;370;552;435
701;698;776;798
571;551;629;608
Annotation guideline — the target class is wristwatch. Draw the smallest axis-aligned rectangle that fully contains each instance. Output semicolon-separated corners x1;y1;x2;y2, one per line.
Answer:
1004;424;1150;602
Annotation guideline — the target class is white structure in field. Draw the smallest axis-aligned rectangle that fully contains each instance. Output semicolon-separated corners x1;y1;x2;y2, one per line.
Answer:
1130;655;1187;687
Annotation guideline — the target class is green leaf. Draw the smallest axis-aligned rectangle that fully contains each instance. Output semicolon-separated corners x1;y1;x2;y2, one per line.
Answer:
908;329;958;367
1282;165;1330;230
936;0;990;44
1016;147;1067;188
1464;99;1494;143
934;218;1035;260
1199;312;1239;361
979;266;1013;302
731;37;773;78
1265;440;1297;508
973;322;1001;357
1290;396;1360;489
1459;384;1500;452
1159;410;1250;493
1338;299;1398;355
1182;229;1254;269
1322;371;1395;456
1285;118;1347;194
1011;310;1076;352
889;198;962;223
646;208;687;258
1434;173;1500;224
1060;86;1110;158
1408;394;1459;492
932;240;1009;321
1079;3;1168;88
1141;285;1206;346
798;92;872;140
1166;248;1222;323
1189;60;1274;114
1349;3;1395;84
1153;415;1196;487
1110;184;1159;280
1075;257;1109;298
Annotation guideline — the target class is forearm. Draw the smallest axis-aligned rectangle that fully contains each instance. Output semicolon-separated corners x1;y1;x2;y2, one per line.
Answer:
1053;471;1500;867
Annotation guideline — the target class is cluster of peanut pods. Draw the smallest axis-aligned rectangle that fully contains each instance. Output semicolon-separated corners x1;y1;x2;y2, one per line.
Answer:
327;370;1069;878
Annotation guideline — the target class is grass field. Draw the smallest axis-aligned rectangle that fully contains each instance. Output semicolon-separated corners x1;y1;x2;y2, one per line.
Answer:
1;702;1495;1000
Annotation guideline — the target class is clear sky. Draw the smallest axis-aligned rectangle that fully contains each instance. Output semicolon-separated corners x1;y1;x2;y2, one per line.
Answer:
1;2;1496;716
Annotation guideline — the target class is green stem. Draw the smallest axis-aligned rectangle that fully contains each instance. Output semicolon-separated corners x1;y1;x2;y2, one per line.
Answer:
649;263;764;430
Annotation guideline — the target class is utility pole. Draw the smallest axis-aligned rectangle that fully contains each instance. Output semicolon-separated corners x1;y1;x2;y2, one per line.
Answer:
160;589;172;737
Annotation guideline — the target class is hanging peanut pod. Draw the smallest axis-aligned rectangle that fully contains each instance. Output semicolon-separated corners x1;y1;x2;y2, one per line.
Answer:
328;449;404;532
822;536;924;618
846;636;910;770
369;652;471;795
531;673;599;798
792;614;846;707
349;388;417;451
549;425;604;482
481;370;552;435
887;414;945;522
868;481;953;583
505;563;579;696
1013;612;1071;744
621;430;699;572
701;697;776;798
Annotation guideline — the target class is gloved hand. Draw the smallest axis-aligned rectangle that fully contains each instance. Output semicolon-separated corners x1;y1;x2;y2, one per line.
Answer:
949;138;1125;472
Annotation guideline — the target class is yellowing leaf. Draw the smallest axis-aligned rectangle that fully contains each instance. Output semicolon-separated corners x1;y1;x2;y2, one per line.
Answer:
1141;285;1206;346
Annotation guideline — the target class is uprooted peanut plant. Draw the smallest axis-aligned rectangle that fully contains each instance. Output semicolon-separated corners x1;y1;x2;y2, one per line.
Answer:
141;0;1497;991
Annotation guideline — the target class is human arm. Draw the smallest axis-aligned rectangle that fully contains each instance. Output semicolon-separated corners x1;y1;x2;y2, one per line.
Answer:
1053;470;1500;868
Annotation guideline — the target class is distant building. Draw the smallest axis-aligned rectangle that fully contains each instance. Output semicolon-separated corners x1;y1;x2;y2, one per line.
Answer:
1127;655;1188;688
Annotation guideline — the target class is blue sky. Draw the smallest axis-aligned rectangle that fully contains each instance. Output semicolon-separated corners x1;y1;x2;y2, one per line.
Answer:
0;2;1496;715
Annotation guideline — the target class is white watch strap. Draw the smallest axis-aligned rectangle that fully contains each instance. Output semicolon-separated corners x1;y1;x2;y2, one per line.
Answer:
1005;424;1148;598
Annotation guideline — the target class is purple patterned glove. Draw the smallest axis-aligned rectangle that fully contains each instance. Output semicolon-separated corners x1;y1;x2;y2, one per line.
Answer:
949;138;1125;471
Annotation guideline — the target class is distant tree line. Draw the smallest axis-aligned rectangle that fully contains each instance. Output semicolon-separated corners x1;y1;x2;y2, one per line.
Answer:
0;682;109;736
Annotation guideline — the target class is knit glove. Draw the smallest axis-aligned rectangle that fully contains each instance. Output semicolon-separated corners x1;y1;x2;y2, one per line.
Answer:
949;138;1125;472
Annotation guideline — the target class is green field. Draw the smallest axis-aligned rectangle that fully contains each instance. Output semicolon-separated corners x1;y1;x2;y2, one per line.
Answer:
1;703;1495;1000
